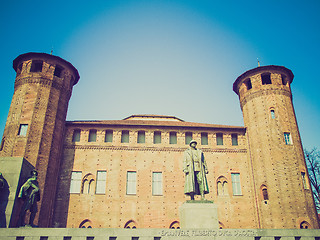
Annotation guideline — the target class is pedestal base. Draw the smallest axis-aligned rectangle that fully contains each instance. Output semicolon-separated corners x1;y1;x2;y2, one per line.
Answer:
179;200;219;229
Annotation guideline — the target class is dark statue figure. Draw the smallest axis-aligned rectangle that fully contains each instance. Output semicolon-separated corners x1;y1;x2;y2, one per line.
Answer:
17;170;40;227
183;140;209;200
0;172;10;228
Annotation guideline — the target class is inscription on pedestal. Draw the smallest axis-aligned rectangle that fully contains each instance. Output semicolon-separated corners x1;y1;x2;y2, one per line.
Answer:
159;229;258;237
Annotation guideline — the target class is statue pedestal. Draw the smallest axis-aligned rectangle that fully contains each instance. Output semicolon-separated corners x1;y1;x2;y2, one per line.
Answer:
179;200;219;229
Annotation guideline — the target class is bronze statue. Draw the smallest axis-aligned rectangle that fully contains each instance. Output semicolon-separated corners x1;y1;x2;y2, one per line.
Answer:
17;170;40;227
183;140;209;200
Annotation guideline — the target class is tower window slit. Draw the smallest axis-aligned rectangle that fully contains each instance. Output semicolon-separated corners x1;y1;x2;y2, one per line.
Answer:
261;73;272;85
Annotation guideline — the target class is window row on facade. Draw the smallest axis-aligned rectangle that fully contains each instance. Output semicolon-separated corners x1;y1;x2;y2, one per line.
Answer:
79;219;181;229
0;123;292;151
79;218;311;229
70;170;308;200
70;171;244;196
17;60;64;78
71;129;240;146
243;72;288;91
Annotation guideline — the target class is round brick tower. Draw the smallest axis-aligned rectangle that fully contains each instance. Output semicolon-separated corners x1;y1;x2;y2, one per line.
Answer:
0;52;79;227
233;65;319;229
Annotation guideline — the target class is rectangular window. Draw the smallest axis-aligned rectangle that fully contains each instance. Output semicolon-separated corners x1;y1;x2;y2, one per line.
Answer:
216;133;223;145
54;65;63;77
153;131;161;144
88;129;97;142
126;171;136;195
201;133;208;145
70;171;82;194
245;78;252;90
72;129;81;142
281;74;287;85
137;131;145;143
152;172;163;196
30;60;43;72
284;132;292;145
18;124;28;136
121;130;129;143
231;173;242;195
105;130;113;142
301;172;308;189
231;134;238;146
96;171;107;194
185;132;192;145
169;132;177;144
261;73;272;85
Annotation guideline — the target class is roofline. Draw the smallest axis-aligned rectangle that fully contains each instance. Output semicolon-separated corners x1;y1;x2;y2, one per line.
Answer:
123;114;185;122
233;65;294;94
13;52;80;85
65;120;246;131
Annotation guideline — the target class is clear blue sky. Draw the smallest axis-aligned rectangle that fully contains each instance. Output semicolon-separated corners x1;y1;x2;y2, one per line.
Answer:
0;0;319;150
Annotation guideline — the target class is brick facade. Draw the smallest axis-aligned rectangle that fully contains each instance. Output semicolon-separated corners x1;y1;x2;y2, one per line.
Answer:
0;53;318;229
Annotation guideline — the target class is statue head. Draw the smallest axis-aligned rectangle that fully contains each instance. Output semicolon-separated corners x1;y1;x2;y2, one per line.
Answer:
189;140;197;149
30;170;38;179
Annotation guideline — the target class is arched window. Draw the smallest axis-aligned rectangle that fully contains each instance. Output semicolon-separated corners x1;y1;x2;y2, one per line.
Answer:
169;221;180;229
301;172;308;189
82;179;88;194
124;220;137;229
79;219;93;228
270;109;275;119
300;221;311;229
281;74;287;85
217;177;228;196
88;179;95;194
219;222;225;229
261;185;269;203
82;174;95;194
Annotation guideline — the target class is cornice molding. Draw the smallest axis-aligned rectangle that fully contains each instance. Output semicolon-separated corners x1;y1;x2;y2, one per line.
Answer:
14;77;72;96
64;144;247;153
240;88;292;109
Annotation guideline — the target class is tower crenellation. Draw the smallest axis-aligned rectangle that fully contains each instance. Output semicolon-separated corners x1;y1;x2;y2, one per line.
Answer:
233;65;319;229
1;52;79;227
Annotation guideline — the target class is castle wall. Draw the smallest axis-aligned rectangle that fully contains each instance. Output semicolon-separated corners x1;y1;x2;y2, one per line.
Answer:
53;123;254;228
1;53;318;229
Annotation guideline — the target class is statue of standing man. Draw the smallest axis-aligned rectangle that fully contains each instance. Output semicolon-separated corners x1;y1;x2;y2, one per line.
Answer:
183;140;209;200
17;170;40;227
